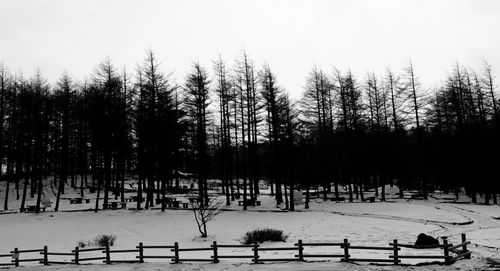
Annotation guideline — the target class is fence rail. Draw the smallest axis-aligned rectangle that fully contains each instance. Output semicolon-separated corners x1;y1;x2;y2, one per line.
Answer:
0;234;471;268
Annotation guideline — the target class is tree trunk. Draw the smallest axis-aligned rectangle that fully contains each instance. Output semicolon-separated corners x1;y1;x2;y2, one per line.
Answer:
289;180;295;211
358;178;364;202
35;177;43;213
20;178;29;212
94;185;101;212
305;185;310;209
137;175;142;210
284;183;289;210
348;181;353;202
3;179;9;210
380;176;386;201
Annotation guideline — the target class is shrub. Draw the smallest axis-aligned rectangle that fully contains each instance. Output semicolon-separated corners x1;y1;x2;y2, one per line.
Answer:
94;234;117;247
77;240;88;248
242;228;287;245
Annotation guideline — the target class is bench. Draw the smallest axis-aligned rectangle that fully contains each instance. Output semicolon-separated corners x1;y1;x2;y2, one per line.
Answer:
362;196;376;202
302;191;320;198
171;201;180;208
188;197;201;204
24;205;46;213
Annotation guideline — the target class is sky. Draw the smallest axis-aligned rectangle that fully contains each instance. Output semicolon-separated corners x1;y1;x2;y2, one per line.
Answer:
1;0;499;99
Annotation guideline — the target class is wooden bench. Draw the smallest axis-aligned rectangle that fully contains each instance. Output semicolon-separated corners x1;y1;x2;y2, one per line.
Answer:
410;194;425;199
171;201;180;208
362;196;376;202
188;197;201;204
24;205;46;213
303;191;320;198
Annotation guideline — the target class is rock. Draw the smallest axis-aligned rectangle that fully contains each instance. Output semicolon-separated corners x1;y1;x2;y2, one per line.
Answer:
415;233;440;247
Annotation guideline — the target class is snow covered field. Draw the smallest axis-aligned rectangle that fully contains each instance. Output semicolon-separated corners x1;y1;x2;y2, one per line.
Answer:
0;183;499;270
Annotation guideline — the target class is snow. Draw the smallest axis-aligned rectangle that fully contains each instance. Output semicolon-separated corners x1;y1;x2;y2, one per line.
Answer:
312;201;470;224
0;209;438;256
9;260;491;271
468;228;500;248
450;204;500;219
0;182;499;270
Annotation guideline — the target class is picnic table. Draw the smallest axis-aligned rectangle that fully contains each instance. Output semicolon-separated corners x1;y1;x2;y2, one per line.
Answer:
328;196;346;202
23;205;46;213
156;197;176;204
238;198;261;206
410;194;425;199
103;202;127;210
125;196;145;202
160;200;190;209
166;187;191;194
69;198;90;204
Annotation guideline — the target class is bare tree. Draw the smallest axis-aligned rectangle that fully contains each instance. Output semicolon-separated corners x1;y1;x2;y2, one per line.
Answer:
191;193;224;238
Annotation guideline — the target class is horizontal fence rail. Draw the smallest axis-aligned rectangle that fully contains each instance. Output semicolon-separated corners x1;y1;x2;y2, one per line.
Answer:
0;234;471;268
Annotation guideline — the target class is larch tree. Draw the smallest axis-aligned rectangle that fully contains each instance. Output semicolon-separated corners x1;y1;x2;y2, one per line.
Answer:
184;62;211;207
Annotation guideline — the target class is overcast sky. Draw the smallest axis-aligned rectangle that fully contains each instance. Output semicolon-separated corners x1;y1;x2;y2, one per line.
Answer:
1;0;499;98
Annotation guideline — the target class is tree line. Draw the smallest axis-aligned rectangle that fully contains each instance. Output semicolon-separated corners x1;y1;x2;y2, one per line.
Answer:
0;50;498;213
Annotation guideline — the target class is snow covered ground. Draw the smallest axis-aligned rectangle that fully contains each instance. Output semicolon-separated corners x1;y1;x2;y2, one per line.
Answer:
0;182;499;270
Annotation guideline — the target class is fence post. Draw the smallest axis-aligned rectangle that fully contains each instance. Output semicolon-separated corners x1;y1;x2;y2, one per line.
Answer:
442;237;451;264
74;247;79;264
138;242;144;263
392;239;399;265
12;248;19;267
343;239;349;262
105;245;111;264
212;241;219;263
461;233;470;259
297;239;304;261
43;246;48;265
173;242;179;264
253;242;259;264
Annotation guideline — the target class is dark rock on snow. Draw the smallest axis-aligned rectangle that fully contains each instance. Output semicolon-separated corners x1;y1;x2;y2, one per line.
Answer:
415;233;440;247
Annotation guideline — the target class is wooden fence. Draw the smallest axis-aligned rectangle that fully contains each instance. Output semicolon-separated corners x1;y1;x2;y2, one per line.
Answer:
0;234;471;268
